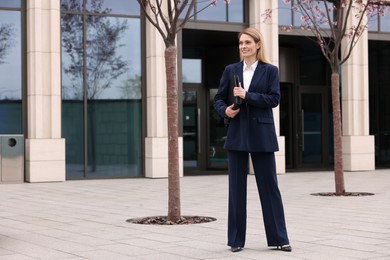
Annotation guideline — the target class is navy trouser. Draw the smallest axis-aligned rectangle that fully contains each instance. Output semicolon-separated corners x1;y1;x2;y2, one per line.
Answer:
227;150;289;247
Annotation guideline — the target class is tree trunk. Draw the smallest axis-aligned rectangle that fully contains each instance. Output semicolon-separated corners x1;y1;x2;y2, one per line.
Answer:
331;72;345;195
165;46;181;221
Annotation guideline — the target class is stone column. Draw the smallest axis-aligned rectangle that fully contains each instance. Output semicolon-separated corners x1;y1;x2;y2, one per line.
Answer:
249;0;286;174
144;17;183;178
25;0;65;182
341;2;375;171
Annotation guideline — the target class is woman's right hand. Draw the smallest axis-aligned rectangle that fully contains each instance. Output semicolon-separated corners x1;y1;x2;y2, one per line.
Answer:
225;104;240;118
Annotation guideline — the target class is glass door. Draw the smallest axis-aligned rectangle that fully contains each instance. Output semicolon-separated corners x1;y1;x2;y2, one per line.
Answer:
183;86;201;168
182;84;208;171
297;87;330;168
208;89;228;169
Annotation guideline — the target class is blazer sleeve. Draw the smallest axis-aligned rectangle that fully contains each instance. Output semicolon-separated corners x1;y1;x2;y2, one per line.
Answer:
245;64;280;108
213;66;231;118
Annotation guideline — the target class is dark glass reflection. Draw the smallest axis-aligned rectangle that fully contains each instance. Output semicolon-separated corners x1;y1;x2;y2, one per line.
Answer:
302;94;322;164
369;41;390;166
300;48;327;86
62;101;84;178
86;0;139;15
0;10;22;134
86;99;142;178
280;83;293;168
0;0;21;8
183;89;198;167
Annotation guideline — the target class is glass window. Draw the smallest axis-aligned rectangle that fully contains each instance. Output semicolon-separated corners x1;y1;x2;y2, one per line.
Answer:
60;0;83;12
182;59;202;83
302;93;323;164
180;1;244;23
183;89;198;167
279;0;335;29
61;13;84;177
86;0;139;15
367;6;390;33
228;0;244;23
179;2;194;21
197;2;226;22
61;14;84;100
0;10;22;134
85;17;140;100
368;15;379;32
0;0;21;8
293;1;333;29
61;10;142;179
299;46;327;86
278;0;292;26
369;41;390;165
380;13;390;32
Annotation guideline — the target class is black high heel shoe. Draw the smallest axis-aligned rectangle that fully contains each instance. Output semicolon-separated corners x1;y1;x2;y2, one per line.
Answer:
277;245;292;252
230;246;243;252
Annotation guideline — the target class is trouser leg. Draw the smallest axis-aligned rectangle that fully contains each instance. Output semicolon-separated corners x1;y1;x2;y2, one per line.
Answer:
227;150;249;247
251;152;290;246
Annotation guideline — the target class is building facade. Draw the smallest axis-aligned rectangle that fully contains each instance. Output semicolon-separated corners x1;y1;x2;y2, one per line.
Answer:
0;0;389;182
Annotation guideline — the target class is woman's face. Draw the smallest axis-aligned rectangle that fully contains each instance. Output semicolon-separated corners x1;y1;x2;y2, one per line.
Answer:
239;33;260;61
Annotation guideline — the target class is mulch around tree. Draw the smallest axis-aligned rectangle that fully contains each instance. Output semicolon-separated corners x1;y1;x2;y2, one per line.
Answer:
127;216;217;225
311;192;374;196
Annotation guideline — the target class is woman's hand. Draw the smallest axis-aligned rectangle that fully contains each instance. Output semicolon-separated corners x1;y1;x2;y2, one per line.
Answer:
234;86;246;99
225;104;240;118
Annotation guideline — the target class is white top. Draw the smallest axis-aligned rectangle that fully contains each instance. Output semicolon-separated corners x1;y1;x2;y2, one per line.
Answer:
243;60;258;91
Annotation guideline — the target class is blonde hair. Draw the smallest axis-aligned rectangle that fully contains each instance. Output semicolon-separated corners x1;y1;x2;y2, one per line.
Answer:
238;28;270;64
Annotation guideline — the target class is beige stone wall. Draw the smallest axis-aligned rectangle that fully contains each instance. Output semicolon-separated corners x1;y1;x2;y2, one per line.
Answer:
25;0;65;182
341;0;375;171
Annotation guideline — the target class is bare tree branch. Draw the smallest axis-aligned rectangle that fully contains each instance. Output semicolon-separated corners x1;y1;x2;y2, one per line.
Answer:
177;0;217;32
296;1;332;64
155;0;173;44
340;1;370;65
137;0;168;44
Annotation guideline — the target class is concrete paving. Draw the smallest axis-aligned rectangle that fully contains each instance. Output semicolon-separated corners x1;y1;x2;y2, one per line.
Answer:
0;170;389;259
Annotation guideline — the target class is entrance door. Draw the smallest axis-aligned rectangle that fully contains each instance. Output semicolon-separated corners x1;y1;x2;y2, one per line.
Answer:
183;84;206;169
280;84;331;169
181;30;239;174
297;86;330;168
183;85;229;172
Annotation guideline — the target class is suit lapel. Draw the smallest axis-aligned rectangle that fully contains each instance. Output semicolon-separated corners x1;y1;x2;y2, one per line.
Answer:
248;62;266;92
233;62;244;85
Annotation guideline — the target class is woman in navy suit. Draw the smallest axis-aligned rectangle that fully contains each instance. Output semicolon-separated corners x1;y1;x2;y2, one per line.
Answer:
214;27;291;253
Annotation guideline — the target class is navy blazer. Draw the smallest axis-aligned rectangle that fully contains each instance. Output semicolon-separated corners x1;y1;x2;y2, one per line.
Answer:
214;61;280;152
